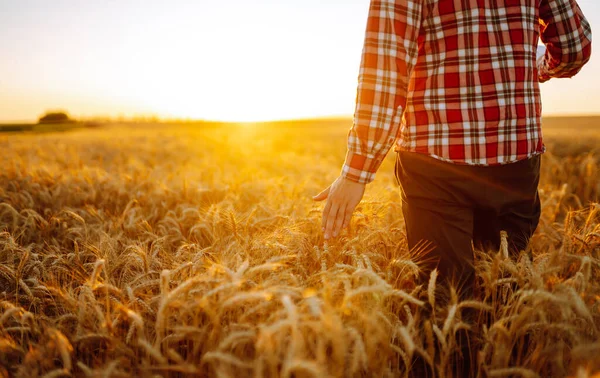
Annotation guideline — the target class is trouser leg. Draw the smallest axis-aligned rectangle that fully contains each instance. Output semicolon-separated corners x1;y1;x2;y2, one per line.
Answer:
472;158;542;257
396;152;476;294
473;209;501;252
474;202;541;255
498;195;541;255
401;196;475;284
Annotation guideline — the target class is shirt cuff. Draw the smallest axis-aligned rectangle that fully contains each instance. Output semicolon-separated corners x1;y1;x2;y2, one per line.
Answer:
341;150;383;185
537;54;551;83
538;64;551;83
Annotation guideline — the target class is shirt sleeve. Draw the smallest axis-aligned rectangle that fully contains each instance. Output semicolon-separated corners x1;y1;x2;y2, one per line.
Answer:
538;0;592;83
341;0;423;184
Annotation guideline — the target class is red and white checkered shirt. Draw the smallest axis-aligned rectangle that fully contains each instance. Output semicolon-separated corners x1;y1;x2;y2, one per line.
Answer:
342;0;592;184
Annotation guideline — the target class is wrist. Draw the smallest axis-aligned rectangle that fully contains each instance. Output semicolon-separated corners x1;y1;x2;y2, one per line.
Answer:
342;150;381;184
341;175;367;186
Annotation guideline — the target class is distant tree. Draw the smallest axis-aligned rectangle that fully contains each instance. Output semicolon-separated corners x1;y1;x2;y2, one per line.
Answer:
38;111;73;124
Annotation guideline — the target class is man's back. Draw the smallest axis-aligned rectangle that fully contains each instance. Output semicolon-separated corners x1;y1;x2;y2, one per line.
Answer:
400;0;591;164
343;0;591;183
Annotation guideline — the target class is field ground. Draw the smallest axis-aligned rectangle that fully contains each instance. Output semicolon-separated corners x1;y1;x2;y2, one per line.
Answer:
0;123;88;134
0;118;599;377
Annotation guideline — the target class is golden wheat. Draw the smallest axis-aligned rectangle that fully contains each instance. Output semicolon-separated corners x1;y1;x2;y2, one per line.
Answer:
0;122;598;377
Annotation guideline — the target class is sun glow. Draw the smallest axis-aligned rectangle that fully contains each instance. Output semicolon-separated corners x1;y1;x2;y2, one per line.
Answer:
109;9;364;123
0;1;368;123
0;1;598;123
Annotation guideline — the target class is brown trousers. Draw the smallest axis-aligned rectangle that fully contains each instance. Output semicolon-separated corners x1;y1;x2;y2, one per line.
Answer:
395;151;541;291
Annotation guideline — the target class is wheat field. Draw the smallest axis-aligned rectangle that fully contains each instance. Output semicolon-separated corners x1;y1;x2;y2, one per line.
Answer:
0;119;599;378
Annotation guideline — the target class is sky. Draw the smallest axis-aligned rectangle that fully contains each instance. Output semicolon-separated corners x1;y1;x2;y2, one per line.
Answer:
0;0;598;123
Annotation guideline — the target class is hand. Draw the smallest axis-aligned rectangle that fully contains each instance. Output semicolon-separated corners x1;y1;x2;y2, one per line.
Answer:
313;176;366;240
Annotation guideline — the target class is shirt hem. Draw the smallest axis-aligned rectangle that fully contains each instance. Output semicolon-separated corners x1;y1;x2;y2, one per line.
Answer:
393;145;546;167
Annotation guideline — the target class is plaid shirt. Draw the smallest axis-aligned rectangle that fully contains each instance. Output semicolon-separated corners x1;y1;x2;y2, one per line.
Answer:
342;0;592;184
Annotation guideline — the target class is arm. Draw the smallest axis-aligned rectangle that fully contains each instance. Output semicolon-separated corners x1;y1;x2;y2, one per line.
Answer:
314;0;424;240
342;0;424;184
538;0;592;83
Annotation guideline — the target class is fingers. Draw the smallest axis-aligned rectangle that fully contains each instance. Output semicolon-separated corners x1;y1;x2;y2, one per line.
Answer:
342;207;353;230
321;197;333;230
323;202;341;240
332;205;347;238
313;186;331;202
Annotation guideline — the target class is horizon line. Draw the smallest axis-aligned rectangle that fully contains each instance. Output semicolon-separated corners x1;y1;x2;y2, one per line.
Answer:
3;112;600;125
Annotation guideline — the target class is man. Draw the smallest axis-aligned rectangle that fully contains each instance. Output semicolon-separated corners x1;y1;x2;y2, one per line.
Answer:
314;0;591;287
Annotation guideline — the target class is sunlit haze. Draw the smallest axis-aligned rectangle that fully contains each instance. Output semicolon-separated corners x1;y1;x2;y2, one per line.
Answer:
1;0;599;123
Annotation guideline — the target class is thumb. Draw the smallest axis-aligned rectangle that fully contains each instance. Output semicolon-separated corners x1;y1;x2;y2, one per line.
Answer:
313;186;331;201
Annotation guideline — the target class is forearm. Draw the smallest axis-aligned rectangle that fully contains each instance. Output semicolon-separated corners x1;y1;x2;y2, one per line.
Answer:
538;0;592;82
342;0;422;184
